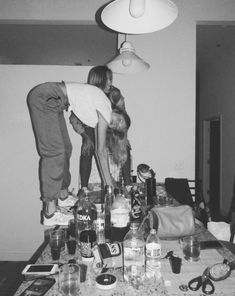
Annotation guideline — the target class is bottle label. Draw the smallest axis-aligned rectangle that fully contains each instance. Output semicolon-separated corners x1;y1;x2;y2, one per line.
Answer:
111;209;130;227
124;246;145;265
95;217;105;232
77;209;97;223
81;242;93;258
106;243;121;257
80;229;96;258
146;242;161;258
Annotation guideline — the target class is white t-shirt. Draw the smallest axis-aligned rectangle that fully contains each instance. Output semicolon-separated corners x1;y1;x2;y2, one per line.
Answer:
65;82;112;128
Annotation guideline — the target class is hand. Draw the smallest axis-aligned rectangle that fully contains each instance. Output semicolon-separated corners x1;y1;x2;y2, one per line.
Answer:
81;135;94;156
77;187;87;198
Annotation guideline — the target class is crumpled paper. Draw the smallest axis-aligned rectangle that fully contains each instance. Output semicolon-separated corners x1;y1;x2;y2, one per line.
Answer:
207;221;234;242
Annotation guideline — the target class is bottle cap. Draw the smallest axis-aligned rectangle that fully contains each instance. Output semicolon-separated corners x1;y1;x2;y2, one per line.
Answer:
96;273;117;290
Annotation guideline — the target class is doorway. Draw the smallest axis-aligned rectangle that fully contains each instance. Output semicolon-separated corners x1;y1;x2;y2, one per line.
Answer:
202;117;221;220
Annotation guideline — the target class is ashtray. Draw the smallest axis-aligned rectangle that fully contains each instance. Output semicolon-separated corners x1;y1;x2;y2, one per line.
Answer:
96;273;117;290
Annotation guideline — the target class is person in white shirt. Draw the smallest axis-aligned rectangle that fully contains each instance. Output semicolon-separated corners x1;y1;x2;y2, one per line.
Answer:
27;82;130;226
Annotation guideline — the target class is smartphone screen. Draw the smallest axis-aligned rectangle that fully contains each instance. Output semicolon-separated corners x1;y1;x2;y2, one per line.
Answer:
19;278;55;296
27;265;54;273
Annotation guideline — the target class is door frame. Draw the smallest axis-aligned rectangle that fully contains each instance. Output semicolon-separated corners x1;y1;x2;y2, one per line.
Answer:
202;115;222;216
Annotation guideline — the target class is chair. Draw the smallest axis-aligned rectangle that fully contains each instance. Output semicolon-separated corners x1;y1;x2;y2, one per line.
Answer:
164;178;195;207
164;178;210;226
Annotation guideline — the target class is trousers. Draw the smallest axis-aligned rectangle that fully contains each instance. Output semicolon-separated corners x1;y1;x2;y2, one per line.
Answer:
27;82;72;202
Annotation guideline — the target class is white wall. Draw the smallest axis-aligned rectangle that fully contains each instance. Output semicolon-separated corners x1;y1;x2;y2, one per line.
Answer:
1;0;235;260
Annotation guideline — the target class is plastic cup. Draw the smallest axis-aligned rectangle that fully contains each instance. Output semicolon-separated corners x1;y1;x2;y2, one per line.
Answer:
66;239;77;255
50;244;61;261
182;236;200;262
169;256;182;273
49;229;66;260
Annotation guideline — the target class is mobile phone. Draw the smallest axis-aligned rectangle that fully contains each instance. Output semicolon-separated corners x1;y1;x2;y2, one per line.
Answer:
22;264;58;276
200;240;222;249
19;277;56;296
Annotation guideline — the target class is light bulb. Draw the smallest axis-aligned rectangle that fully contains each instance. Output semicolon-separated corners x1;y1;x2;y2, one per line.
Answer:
129;0;145;18
122;54;132;67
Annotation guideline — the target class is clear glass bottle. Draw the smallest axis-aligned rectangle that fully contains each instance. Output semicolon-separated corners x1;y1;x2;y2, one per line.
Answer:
145;228;161;279
73;188;97;243
95;204;105;244
123;223;145;288
110;192;130;242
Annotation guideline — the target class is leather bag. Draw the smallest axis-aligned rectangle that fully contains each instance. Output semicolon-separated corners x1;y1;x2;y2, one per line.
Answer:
141;205;195;239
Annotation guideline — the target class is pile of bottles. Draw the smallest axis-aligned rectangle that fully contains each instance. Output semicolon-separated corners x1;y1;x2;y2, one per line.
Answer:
72;182;162;287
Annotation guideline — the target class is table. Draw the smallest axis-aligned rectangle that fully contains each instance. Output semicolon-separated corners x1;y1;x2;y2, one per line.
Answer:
14;223;235;296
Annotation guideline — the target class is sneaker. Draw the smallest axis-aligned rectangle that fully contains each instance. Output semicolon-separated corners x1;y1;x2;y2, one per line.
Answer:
43;211;74;226
58;194;78;208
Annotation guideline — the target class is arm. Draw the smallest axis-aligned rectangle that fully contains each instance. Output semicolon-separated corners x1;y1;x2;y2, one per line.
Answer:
94;112;113;186
69;112;94;155
69;112;85;135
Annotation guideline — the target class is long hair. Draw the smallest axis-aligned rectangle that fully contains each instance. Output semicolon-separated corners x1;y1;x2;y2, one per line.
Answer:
87;65;112;91
106;109;131;166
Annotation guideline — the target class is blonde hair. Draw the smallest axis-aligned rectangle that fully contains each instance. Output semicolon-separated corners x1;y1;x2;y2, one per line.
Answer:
106;109;131;166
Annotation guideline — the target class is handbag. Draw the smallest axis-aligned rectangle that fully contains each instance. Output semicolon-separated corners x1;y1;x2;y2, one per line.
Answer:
140;205;195;239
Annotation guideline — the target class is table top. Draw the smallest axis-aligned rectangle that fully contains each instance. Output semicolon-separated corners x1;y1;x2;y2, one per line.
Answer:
14;223;235;296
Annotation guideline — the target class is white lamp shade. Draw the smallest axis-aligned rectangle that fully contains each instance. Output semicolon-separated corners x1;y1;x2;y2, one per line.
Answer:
101;0;178;34
107;41;150;74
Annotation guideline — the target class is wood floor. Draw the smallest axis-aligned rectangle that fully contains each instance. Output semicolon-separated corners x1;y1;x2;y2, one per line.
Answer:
0;261;27;296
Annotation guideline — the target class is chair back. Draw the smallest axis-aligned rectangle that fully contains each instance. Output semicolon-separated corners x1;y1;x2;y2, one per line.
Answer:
164;178;194;207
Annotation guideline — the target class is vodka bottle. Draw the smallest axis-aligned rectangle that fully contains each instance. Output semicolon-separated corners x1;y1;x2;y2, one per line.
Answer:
73;188;97;243
145;229;161;279
123;223;145;289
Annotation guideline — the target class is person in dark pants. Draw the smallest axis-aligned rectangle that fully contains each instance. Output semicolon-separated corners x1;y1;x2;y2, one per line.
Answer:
69;66;132;192
27;81;130;226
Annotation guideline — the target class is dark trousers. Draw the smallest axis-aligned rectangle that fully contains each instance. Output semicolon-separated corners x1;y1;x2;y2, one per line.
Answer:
27;82;72;202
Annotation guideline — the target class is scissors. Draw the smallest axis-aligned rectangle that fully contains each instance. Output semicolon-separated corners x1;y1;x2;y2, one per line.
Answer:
188;267;215;295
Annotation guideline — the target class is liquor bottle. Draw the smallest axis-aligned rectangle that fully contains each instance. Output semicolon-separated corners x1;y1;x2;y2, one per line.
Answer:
73;188;97;243
104;185;114;240
145;229;161;279
110;192;130;242
80;221;97;263
131;185;142;223
123;222;145;288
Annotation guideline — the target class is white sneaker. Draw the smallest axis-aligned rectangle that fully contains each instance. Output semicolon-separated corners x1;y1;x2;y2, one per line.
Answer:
43;211;74;226
58;194;78;208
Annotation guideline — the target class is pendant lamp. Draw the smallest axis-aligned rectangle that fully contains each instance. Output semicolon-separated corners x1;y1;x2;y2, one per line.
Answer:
101;0;178;34
107;40;150;74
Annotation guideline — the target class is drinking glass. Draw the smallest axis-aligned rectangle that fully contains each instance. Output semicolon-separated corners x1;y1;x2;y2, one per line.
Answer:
182;236;200;262
49;229;66;261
